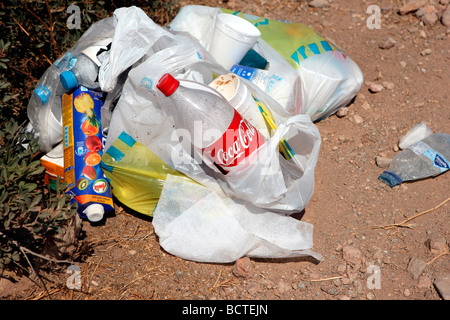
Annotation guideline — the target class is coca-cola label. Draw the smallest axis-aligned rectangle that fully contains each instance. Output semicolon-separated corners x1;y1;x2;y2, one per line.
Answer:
202;110;265;174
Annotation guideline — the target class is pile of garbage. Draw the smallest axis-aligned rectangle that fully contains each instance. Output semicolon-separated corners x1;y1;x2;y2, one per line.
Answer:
29;5;368;263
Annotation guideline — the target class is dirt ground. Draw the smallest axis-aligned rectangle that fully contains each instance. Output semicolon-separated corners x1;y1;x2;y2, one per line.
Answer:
1;0;449;302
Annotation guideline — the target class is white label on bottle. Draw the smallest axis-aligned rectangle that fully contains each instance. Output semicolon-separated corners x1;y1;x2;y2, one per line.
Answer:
409;141;450;172
409;141;429;155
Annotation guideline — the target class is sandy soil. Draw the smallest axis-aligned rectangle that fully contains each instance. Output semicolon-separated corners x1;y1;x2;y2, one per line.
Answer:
1;0;449;303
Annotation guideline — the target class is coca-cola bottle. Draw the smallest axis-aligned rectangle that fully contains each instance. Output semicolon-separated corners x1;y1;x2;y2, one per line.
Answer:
156;73;265;174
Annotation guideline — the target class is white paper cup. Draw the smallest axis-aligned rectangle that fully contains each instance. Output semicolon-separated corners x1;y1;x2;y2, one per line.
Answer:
209;14;261;70
209;73;269;138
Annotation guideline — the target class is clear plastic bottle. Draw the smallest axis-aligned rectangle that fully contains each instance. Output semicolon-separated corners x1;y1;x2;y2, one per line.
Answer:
156;73;266;174
379;132;450;187
60;53;100;90
28;60;69;152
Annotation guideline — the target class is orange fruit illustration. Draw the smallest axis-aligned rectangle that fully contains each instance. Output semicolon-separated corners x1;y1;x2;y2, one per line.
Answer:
84;151;101;166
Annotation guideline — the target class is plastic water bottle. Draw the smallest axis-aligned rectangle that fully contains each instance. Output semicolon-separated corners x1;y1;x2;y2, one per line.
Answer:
28;58;70;152
378;132;450;187
60;53;100;90
156;73;266;174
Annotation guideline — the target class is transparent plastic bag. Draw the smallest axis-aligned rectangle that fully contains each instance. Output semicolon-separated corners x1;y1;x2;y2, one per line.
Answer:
168;5;364;121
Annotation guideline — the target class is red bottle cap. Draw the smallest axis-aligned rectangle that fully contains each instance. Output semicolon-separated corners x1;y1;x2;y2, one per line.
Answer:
156;73;179;96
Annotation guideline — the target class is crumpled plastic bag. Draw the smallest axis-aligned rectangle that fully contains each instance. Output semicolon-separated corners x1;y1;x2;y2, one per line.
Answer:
398;122;433;150
101;6;321;213
100;131;194;216
168;5;364;121
152;174;322;263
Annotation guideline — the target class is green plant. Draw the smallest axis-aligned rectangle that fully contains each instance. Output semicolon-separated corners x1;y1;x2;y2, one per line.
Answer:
0;0;180;278
0;120;78;276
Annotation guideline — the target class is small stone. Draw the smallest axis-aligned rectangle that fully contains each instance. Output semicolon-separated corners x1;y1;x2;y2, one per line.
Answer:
425;237;448;255
403;288;412;297
308;0;328;8
366;81;384;93
297;281;306;290
407;257;427;279
399;0;429;15
442;8;450;26
400;61;407;68
416;5;438;18
276;281;291;294
245;282;260;295
232;257;253;278
419;30;427;38
337;264;347;274
417;275;433;288
378;37;396;49
421;48;432;56
434;274;450;300
375;156;392;168
382;81;395;90
342;245;363;265
336;107;349;118
421;12;439;26
361;101;371;110
354;115;364;124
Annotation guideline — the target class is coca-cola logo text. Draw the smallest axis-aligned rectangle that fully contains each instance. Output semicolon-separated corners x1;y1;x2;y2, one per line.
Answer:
215;119;257;167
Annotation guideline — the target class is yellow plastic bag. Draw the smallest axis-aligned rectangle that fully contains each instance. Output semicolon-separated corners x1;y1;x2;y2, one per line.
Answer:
100;131;194;216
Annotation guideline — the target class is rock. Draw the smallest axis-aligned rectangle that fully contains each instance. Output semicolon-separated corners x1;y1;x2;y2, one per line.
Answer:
232;257;253;278
366;81;384;93
417;275;433;288
407;256;427;279
378;37;396;49
421;12;439;26
353;115;364;124
434;274;450;300
440;0;450;5
442;8;450;26
308;0;328;8
399;0;429;15
361;101;371;110
382;81;395;90
421;48;432;56
425;237;448;254
276;281;291;294
336;107;349;118
403;288;412;297
375;156;392;168
416;4;437;18
342;245;363;265
245;282;260;295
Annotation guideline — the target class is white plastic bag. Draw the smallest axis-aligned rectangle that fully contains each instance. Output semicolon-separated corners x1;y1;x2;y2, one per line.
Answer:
153;174;322;263
398;122;433;149
101;6;321;213
168;5;364;121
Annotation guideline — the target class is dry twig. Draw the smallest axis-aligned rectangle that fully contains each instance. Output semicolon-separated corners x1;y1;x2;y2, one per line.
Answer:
372;197;449;230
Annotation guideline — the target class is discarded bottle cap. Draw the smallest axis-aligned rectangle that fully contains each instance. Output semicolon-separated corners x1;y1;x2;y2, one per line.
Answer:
60;70;78;90
34;85;51;104
156;73;179;96
83;203;104;222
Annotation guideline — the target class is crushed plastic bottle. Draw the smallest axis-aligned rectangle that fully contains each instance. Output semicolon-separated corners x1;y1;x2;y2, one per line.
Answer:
379;132;450;187
27;52;75;152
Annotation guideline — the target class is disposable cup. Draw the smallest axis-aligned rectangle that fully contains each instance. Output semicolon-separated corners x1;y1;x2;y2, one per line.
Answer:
209;73;269;138
209;14;261;70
